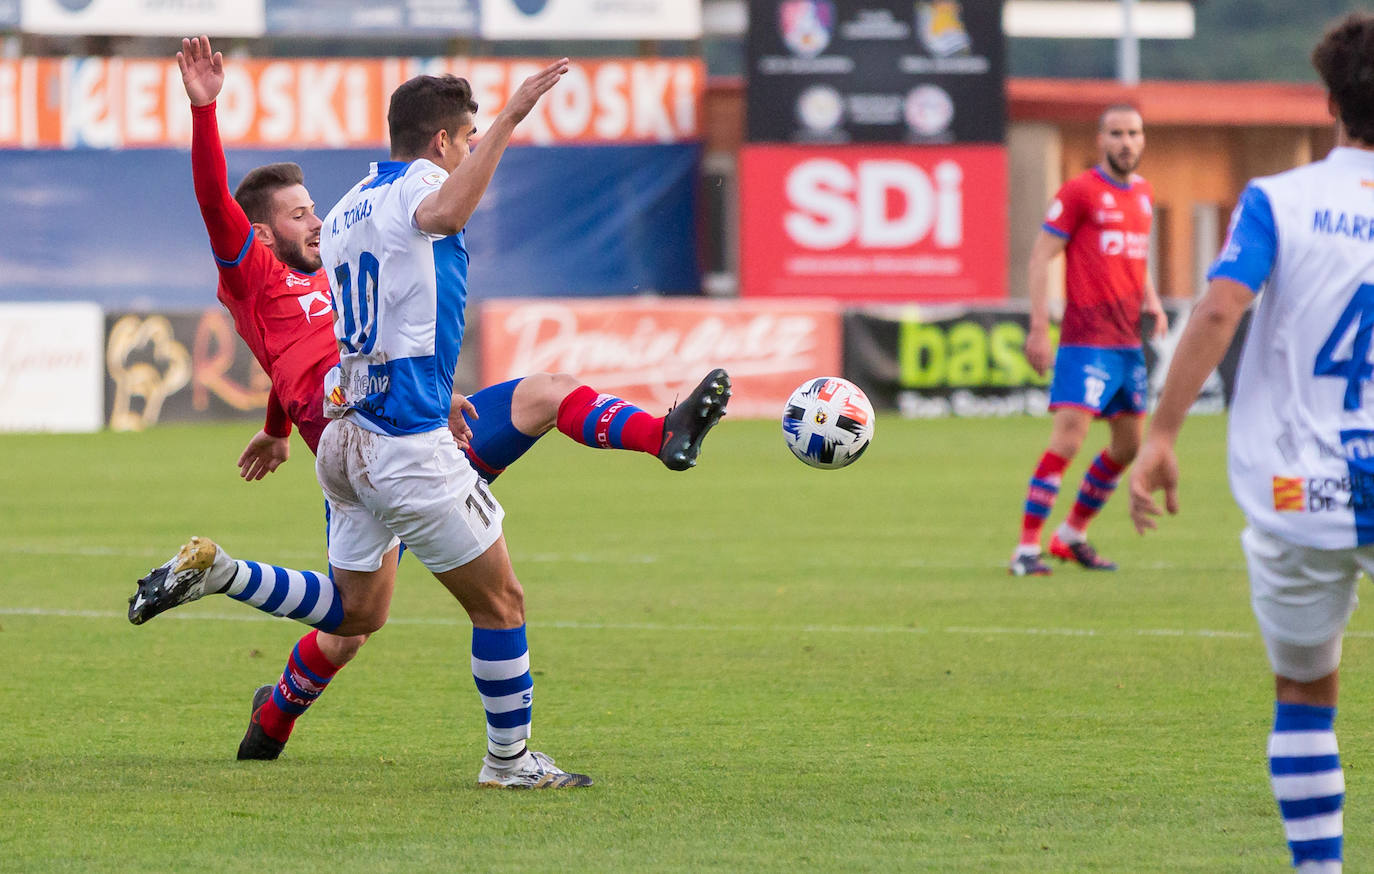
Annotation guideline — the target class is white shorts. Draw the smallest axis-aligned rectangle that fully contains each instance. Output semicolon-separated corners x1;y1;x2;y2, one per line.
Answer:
1242;525;1368;680
316;416;504;574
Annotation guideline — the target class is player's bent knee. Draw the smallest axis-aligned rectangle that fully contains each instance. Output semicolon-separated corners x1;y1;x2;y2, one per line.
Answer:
317;631;370;666
1266;634;1343;687
333;610;388;636
531;372;581;407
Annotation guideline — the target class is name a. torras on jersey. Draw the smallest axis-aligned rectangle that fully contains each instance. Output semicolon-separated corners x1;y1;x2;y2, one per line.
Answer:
1313;210;1374;241
332;199;372;234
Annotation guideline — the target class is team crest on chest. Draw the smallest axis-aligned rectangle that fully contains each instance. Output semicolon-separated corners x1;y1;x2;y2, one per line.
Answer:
297;290;332;322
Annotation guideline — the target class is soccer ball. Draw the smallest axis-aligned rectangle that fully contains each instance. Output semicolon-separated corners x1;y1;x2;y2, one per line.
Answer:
781;377;875;469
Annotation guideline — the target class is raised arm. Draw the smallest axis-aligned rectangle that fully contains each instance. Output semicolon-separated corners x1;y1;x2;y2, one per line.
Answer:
413;59;569;237
179;36;253;273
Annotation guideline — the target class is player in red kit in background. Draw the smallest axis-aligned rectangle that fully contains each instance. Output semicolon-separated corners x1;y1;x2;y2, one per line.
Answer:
1008;105;1168;576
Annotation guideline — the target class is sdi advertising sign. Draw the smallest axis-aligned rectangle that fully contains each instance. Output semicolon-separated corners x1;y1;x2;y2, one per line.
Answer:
739;143;1006;302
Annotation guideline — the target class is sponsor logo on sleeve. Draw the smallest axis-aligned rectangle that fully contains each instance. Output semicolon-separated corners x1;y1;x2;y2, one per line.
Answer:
1272;476;1305;512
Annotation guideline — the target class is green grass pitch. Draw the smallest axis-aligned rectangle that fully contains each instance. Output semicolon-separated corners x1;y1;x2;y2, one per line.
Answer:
3;413;1369;871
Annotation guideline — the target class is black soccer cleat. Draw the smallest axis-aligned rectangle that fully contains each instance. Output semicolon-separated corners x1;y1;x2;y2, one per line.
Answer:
658;368;731;471
237;684;285;761
127;537;224;625
1049;534;1118;571
1008;552;1053;577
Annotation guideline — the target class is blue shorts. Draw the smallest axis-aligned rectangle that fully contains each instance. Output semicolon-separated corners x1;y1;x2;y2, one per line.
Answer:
1049;346;1147;418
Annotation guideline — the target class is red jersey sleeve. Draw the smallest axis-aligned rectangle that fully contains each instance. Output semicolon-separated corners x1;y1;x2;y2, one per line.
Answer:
191;103;271;301
263;388;292;439
1042;177;1087;240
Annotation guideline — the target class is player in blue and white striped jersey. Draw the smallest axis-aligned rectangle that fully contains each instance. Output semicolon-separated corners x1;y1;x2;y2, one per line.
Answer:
1131;15;1374;872
315;61;597;789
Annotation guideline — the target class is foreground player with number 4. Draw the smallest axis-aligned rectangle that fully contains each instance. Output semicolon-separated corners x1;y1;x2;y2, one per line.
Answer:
1131;14;1374;870
316;61;597;789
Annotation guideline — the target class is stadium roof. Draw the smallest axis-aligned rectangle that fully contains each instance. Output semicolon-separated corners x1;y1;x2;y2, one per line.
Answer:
1008;78;1331;127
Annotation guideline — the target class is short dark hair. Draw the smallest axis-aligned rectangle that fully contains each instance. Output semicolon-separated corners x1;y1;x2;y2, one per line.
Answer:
1098;104;1142;131
387;75;479;159
234;162;304;225
1312;13;1374;144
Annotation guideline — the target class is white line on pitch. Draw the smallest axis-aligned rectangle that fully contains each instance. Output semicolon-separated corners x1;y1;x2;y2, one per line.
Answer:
0;544;1245;573
0;605;1342;639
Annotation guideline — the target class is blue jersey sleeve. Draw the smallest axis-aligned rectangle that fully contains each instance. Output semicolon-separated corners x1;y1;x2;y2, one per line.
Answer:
1207;183;1277;293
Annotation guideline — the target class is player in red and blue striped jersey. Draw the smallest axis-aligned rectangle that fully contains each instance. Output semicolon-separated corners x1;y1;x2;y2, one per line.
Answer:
129;37;730;764
1009;104;1168;577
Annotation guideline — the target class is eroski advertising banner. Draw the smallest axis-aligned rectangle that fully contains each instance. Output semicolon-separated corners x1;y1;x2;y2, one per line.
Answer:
843;302;1250;418
740;143;1006;302
0;56;703;149
479;298;842;419
747;0;1004;144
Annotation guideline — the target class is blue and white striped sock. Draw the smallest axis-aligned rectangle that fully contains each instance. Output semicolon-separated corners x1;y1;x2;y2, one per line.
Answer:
221;560;344;632
472;625;533;758
1269;702;1343;872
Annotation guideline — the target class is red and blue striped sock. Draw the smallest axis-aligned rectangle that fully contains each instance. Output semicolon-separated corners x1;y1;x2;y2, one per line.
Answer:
556;385;663;455
254;629;342;743
1064;450;1126;535
1020;451;1069;550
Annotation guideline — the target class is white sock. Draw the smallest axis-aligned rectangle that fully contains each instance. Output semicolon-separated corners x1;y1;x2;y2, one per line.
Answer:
1056;523;1086;545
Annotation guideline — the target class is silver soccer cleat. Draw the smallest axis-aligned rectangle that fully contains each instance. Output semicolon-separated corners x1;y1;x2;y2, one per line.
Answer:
477;749;594;789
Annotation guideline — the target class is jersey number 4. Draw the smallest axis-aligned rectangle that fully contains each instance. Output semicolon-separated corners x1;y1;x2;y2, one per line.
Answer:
1314;282;1374;412
334;251;380;354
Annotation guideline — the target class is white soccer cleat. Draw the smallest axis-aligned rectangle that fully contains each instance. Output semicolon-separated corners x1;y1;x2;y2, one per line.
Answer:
477;750;593;789
127;536;234;625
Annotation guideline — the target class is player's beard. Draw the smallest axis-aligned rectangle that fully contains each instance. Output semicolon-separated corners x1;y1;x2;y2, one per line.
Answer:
1106;150;1139;177
278;238;322;273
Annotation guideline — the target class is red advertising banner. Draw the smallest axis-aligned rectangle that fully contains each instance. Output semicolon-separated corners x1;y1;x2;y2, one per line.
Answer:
478;298;842;419
739;144;1007;303
0;56;703;149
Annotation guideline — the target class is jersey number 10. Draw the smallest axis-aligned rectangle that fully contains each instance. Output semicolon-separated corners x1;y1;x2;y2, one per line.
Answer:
335;251;380;354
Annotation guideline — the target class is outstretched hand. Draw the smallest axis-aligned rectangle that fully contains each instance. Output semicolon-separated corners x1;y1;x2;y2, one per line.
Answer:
448;393;478;452
500;58;570;124
1128;438;1180;534
238;429;290;482
177;35;224;107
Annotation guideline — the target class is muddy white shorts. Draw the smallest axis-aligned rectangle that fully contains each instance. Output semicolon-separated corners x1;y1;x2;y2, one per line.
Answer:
316;416;504;574
1242;525;1368;681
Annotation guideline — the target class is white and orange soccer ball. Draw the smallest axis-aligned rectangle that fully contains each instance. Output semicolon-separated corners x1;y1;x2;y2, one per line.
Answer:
781;377;875;469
